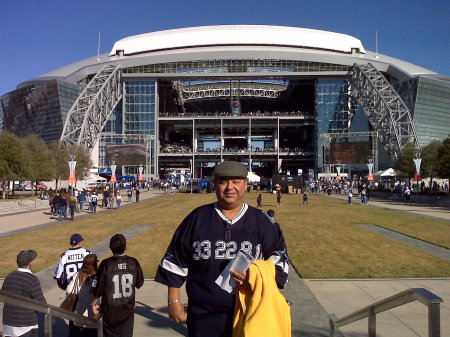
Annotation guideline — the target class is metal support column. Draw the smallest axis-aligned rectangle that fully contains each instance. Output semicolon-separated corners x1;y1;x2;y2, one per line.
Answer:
429;302;441;337
368;307;376;337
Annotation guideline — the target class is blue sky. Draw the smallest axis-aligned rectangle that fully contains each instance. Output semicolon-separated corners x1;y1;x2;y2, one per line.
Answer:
1;0;449;95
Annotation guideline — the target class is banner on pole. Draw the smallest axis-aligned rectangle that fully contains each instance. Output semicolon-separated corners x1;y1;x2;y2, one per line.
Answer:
413;158;422;181
138;166;144;181
367;163;374;181
110;164;117;183
68;160;77;183
336;166;341;180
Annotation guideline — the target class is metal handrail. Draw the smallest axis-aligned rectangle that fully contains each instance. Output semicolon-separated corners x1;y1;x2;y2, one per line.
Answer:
0;289;103;337
329;288;442;337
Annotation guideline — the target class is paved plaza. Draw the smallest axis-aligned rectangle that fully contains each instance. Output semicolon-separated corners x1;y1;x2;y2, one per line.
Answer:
0;190;448;337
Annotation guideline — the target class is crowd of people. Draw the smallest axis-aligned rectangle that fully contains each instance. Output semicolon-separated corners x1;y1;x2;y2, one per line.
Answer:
47;186;142;221
160;145;313;154
159;110;312;118
2;161;291;337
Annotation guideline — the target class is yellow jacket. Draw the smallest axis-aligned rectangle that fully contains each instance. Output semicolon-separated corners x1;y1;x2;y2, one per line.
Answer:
233;260;291;337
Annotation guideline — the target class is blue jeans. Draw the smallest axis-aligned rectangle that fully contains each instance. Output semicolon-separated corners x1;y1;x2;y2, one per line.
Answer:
58;206;67;220
79;201;85;212
117;200;122;208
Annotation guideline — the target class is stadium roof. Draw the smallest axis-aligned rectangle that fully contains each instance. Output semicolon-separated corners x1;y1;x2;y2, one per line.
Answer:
16;25;442;89
109;25;366;56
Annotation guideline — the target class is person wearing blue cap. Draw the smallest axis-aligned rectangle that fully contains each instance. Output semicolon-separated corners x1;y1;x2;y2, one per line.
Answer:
156;161;289;337
54;234;91;291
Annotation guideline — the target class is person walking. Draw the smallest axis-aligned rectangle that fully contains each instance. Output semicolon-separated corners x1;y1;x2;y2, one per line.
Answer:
360;188;367;205
277;189;282;207
66;254;99;337
135;188;140;202
54;234;91;291
68;194;77;220
127;189;133;202
78;191;87;213
2;250;46;337
155;161;289;337
302;192;309;206
348;189;353;204
108;192;115;209
58;194;68;221
89;193;98;213
405;186;411;205
256;193;262;208
116;192;122;209
92;234;144;337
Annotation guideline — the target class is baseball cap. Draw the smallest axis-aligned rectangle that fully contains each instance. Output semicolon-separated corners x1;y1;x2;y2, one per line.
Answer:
17;250;37;267
70;234;84;245
213;161;248;179
267;209;275;217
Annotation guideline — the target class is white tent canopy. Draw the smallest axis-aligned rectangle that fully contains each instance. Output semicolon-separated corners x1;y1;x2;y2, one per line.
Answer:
247;171;261;183
374;168;398;177
79;173;107;188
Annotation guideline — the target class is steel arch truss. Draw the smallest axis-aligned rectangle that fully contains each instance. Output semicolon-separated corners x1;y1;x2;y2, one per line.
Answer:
350;63;419;158
176;81;287;103
60;65;122;152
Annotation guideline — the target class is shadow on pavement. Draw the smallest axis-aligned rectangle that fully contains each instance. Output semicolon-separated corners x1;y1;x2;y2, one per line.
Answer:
135;301;188;335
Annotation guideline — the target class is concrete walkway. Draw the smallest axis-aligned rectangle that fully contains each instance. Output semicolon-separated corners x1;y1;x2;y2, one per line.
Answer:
0;191;448;336
0;189;165;237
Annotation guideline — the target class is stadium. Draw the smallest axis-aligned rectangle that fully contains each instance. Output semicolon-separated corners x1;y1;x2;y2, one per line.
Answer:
1;25;449;179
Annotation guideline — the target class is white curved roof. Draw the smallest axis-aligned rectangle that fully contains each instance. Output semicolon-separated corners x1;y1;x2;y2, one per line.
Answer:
109;25;365;56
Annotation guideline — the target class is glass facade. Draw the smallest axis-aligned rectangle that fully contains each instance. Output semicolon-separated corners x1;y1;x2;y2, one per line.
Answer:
413;76;450;147
124;81;156;134
0;80;80;143
99;80;158;176
315;79;352;168
123;59;350;74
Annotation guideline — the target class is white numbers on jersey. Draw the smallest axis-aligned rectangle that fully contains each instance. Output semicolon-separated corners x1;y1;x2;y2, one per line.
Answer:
65;263;82;281
192;240;211;260
112;273;134;299
193;240;260;260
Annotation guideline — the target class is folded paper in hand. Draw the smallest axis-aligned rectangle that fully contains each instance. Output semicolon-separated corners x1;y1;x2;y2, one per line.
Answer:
215;249;255;293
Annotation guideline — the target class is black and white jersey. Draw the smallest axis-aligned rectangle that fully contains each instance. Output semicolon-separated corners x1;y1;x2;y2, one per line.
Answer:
155;202;289;317
94;255;144;336
54;247;90;289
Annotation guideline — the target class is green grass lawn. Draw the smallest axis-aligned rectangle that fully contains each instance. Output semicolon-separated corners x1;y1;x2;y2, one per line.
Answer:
0;192;449;279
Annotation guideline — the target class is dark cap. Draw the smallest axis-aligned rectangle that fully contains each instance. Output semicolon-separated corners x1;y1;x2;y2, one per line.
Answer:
17;250;37;267
70;234;84;245
267;209;275;217
213;161;248;179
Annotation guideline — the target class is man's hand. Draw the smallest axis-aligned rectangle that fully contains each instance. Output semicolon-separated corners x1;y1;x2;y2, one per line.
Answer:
168;301;187;323
230;269;248;291
92;304;100;316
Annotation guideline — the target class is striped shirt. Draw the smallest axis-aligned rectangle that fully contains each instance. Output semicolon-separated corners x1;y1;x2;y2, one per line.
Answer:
2;268;46;327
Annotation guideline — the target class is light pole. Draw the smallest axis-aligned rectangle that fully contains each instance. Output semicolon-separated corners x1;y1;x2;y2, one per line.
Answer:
68;156;77;195
190;159;193;194
413;155;422;204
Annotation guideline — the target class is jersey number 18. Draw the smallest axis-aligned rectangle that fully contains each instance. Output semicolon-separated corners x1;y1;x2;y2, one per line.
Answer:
112;273;134;299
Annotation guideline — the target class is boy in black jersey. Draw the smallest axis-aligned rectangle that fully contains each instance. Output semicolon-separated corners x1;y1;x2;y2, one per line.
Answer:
156;161;289;337
92;234;144;337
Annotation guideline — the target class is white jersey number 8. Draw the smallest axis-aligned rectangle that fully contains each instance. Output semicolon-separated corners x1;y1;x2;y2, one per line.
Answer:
112;273;134;299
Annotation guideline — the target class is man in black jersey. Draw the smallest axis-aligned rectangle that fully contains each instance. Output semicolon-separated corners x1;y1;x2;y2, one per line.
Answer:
155;161;289;337
92;234;144;337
